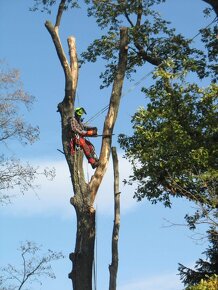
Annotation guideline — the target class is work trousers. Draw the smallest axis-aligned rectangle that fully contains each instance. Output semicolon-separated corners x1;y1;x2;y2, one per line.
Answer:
70;137;98;165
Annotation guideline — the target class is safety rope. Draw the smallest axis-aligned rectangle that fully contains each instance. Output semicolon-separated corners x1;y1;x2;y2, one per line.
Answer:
93;202;98;290
85;16;217;124
86;163;98;290
76;91;80;107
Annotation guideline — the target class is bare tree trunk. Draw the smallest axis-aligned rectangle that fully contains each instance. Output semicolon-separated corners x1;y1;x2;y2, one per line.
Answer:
45;1;128;289
69;27;128;290
89;27;129;204
69;189;96;290
109;147;121;290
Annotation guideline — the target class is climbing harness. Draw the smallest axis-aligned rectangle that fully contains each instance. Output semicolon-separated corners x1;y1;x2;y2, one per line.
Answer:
69;134;81;155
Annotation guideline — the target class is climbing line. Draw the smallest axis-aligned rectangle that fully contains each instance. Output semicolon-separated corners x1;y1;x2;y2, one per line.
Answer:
86;164;98;290
85;16;217;124
188;15;217;42
93;202;98;290
76;91;80;107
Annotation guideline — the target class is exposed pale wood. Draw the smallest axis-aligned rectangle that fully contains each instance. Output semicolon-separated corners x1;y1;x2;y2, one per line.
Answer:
89;27;129;204
45;3;128;289
68;36;79;92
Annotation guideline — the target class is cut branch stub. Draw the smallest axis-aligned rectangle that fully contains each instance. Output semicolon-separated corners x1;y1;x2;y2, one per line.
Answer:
68;36;79;92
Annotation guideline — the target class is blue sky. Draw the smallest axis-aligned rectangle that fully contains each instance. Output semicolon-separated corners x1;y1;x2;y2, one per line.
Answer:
0;1;215;290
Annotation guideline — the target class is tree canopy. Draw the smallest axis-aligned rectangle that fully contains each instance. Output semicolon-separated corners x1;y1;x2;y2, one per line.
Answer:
116;5;217;288
178;228;218;287
82;0;207;88
185;275;218;290
118;15;217;208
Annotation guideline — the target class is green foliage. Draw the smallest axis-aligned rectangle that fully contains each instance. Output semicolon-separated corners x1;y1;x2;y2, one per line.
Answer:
200;25;218;82
185;275;218;290
118;15;217;207
82;0;205;87
30;0;79;13
178;229;218;286
31;1;210;88
119;64;218;206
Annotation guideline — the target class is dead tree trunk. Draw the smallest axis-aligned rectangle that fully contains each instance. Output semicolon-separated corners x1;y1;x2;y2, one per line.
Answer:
109;147;121;290
45;1;128;289
68;27;128;290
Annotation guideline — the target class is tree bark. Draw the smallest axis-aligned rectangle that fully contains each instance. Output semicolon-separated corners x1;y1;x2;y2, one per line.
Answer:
69;198;96;290
89;27;128;204
45;15;94;289
109;147;121;290
45;2;128;289
69;27;128;290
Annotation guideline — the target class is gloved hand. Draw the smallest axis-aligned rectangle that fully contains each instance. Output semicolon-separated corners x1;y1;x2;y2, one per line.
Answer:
86;128;97;136
92;127;98;135
81;130;87;136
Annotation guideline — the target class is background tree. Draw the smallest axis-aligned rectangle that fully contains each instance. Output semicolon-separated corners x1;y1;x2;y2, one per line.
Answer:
82;0;205;87
118;66;217;206
117;4;217;289
0;241;64;290
178;228;218;287
0;61;55;204
202;0;218;16
184;275;218;290
117;2;217;207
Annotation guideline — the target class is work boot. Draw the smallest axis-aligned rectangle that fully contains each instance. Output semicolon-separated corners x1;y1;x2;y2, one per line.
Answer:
88;158;99;169
91;160;99;169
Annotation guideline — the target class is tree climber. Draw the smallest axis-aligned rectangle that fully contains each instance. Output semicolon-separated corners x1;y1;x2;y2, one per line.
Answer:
70;107;99;169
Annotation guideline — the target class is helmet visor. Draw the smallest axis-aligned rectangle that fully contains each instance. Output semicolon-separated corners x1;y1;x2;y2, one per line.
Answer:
75;107;87;116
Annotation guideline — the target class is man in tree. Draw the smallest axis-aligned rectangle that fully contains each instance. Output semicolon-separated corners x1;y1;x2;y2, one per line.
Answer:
70;107;99;169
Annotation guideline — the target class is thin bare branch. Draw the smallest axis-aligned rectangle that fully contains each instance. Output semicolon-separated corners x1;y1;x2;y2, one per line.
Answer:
136;0;143;27
55;0;67;28
45;21;72;91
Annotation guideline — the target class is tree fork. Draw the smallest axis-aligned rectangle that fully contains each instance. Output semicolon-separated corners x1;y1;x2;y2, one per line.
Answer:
45;3;128;289
68;27;128;290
